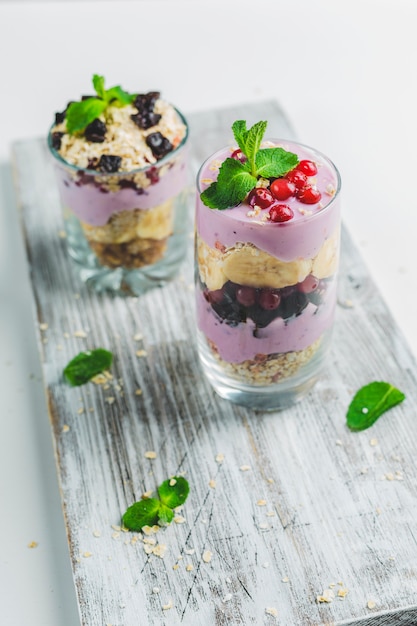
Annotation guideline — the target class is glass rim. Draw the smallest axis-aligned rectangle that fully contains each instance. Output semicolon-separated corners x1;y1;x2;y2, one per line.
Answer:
197;137;341;222
47;106;189;177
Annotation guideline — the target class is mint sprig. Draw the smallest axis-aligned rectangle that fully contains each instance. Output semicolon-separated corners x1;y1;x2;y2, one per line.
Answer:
65;74;136;134
346;381;405;431
63;348;113;386
122;476;190;532
200;120;299;210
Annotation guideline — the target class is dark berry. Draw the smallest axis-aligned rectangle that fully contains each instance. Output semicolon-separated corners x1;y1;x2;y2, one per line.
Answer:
270;178;296;201
269;204;294;223
146;132;173;159
285;169;307;189
84;118;106;143
280;291;308;319
119;179;138;190
296;159;317;176
296;185;321;204
207;288;224;304
259;289;281;310
146;166;160;184
97;155;122;173
134;91;160;112
298;274;319;294
55;110;66;124
131;111;161;130
247;187;275;209
236;286;256;307
86;157;99;170
231;148;247;163
51;132;64;150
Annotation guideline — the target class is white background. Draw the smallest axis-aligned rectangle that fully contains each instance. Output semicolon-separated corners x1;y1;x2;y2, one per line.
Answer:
0;1;416;624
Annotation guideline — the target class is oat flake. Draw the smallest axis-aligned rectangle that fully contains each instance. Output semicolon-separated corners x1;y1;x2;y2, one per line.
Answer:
202;550;213;563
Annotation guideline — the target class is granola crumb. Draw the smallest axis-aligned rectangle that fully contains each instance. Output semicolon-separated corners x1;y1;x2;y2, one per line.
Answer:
145;451;157;460
338;588;349;598
215;453;224;463
240;465;251;472
202;550;213;563
265;607;278;617
281;576;289;583
62;424;70;432
257;499;267;506
27;541;38;549
162;599;173;611
186;564;194;571
174;516;186;524
317;589;334;603
135;388;143;396
367;600;376;609
82;551;93;558
209;479;216;489
92;530;101;538
136;349;147;357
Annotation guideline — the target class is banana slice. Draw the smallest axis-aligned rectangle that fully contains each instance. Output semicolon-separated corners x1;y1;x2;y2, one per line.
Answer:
197;236;227;291
223;244;312;288
136;199;173;239
312;229;340;278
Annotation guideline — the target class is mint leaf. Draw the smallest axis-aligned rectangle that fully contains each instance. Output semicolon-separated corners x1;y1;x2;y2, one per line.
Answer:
243;120;267;173
158;476;190;508
105;85;135;106
92;74;106;100
122;498;161;531
158;503;175;525
346;381;405;431
231;120;248;155
66;98;107;134
255;147;299;178
63;348;113;386
201;158;257;210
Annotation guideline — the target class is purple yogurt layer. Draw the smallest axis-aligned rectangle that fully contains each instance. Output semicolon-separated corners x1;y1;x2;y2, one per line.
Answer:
54;148;188;227
197;140;341;261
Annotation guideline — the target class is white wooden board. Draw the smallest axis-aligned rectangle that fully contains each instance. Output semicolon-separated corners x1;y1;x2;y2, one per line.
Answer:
12;101;417;626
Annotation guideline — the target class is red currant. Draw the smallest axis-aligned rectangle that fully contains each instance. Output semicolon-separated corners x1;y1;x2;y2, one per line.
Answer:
296;159;317;176
269;204;294;223
247;187;275;209
298;274;319;293
296;185;321;204
231;148;247;163
270;178;295;201
259;289;281;310
236;286;256;307
207;288;224;304
285;169;307;189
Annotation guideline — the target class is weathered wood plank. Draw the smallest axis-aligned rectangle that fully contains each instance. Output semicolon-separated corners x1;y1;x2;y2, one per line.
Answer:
12;101;417;626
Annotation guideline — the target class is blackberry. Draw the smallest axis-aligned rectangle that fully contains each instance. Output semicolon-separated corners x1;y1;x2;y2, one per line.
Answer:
51;132;64;150
84;118;106;143
119;179;138;190
130;111;161;130
97;155;122;173
134;91;160;112
280;291;308;319
55;110;66;124
146;132;173;159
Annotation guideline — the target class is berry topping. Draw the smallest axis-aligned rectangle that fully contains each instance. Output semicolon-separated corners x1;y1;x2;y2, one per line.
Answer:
259;289;281;310
285;169;307;189
97;154;122;173
247;187;275;209
270;178;296;201
296;185;321;204
55;110;66;125
298;274;319;293
269;204;294;223
131;111;162;130
296;159;318;176
236;286;256;307
145;166;160;184
51;132;64;150
134;92;160;112
146;132;173;159
231;148;247;163
84;118;107;143
207;288;224;304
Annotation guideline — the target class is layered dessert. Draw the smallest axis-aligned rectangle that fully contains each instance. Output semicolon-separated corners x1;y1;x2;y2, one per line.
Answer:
48;75;188;286
196;120;341;394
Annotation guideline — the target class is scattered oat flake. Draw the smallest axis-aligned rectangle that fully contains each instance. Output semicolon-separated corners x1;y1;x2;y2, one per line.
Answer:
174;515;186;524
142;490;153;499
27;541;38;549
201;177;214;184
266;511;276;517
135;388;143;396
367;600;376;609
172;564;179;570
202;550;213;563
259;523;269;530
93;530;101;538
77;407;85;414
111;524;121;531
186;564;194;572
209;479;216;488
336;439;343;446
317;589;334;603
145;451;157;459
136;349;147;357
73;330;87;338
385;473;395;481
39;323;48;331
215;453;224;463
282;576;289;583
370;438;378;447
265;607;278;617
267;477;274;483
338;588;349;598
240;465;251;471
134;333;143;341
185;548;195;555
152;587;160;594
62;424;70;432
112;532;120;539
376;507;382;515
223;593;233;603
257;499;267;506
262;562;270;568
83;552;93;558
162;599;173;611
105;397;115;405
58;229;67;238
169;478;177;486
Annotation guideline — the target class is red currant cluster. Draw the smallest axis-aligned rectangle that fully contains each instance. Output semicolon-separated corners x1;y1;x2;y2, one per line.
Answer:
240;157;321;223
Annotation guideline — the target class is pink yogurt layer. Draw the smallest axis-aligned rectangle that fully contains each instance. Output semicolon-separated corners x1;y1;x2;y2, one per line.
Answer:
196;282;336;362
52;146;188;226
196;140;341;262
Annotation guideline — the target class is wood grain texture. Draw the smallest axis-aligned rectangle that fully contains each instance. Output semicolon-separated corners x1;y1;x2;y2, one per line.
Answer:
11;101;417;626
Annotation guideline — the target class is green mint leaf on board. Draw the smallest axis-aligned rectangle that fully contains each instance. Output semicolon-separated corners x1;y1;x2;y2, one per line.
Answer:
66;98;107;134
63;348;113;386
346;381;405;431
255;147;299;178
122;476;190;532
122;499;161;532
92;74;106;100
158;476;190;509
200;158;257;210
